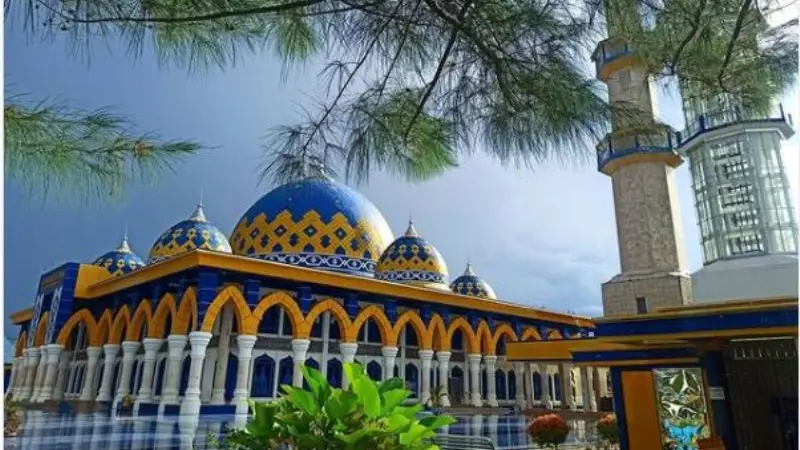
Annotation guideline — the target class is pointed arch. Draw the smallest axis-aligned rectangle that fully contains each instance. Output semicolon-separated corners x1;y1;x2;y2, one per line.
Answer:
200;285;252;334
174;287;198;335
34;312;50;347
351;305;393;346
303;298;353;342
109;305;131;344
15;331;28;357
96;310;114;345
446;317;478;353
393;310;432;350
249;291;303;336
546;329;564;340
490;323;518;355
475;320;493;354
150;293;178;338
427;314;447;351
126;300;153;341
521;327;543;342
56;309;99;347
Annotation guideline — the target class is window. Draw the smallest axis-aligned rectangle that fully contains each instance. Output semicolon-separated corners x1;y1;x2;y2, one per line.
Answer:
636;297;648;314
729;233;764;256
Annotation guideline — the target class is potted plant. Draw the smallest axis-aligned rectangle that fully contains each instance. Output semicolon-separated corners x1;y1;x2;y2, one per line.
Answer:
4;396;22;437
119;394;135;416
596;414;619;449
528;413;570;449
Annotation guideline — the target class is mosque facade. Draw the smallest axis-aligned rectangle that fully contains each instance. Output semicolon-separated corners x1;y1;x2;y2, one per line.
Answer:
6;175;603;417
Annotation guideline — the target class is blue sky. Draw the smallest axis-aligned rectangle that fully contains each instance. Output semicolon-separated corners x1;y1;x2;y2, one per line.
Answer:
4;16;798;357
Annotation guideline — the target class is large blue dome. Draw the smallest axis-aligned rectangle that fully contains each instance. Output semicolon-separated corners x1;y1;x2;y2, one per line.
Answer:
92;236;146;277
376;221;449;290
148;204;232;263
450;263;497;299
229;176;395;276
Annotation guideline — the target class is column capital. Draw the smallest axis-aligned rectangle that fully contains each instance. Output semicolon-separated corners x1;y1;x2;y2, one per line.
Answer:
237;335;258;358
44;344;64;363
121;341;141;356
483;354;498;365
26;348;40;357
339;342;358;358
381;346;399;357
85;347;103;358
167;334;188;354
103;343;121;353
418;349;434;360
143;338;164;353
467;353;482;364
435;350;452;361
291;338;311;353
188;331;213;356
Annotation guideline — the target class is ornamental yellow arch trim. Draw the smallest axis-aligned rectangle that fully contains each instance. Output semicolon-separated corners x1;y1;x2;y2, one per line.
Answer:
34;312;50;347
393;310;432;350
109;305;131;344
351;304;393;346
521;327;543;341
126;300;153;341
15;331;28;357
490;323;518;355
174;287;198;335
475;320;493;355
304;298;353;342
446;316;479;354
57;309;99;347
96;309;114;345
427;314;448;351
201;285;252;334
249;291;303;336
150;293;178;338
546;329;564;340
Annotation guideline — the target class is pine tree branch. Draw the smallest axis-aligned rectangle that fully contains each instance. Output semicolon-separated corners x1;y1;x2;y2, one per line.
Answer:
717;0;753;89
668;0;707;73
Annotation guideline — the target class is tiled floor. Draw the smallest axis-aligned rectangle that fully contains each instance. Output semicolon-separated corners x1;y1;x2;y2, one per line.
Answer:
5;410;594;449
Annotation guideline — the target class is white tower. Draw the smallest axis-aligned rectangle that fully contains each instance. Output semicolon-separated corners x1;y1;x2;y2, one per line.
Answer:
677;86;798;303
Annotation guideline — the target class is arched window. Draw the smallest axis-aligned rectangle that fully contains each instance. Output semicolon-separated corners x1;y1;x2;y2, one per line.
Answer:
154;358;167;396
278;356;293;394
179;356;191;396
225;355;238;402
495;370;507;400
250;354;276;398
259;308;280;334
507;370;516;400
553;375;562;401
404;364;419;398
326;359;343;388
366;361;381;381
532;372;542;400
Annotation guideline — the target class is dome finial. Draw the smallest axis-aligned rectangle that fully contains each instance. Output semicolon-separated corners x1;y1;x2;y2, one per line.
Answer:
116;227;132;253
464;260;476;276
189;199;207;222
404;217;419;237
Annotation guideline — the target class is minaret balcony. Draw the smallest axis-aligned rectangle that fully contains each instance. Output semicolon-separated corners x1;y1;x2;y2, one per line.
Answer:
596;129;682;175
591;38;636;81
676;104;795;154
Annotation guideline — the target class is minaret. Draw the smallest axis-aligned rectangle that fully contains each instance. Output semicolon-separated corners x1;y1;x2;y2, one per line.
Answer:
677;82;797;303
592;5;692;317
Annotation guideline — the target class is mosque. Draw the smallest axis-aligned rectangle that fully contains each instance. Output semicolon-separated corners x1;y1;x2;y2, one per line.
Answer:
6;175;602;417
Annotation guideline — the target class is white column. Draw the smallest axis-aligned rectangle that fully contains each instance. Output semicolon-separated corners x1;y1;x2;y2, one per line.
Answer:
582;366;597;412
201;351;217;403
339;343;358;390
135;338;163;403
514;362;527;409
381;347;398;380
31;348;47;401
53;351;72;401
561;363;576;410
542;369;552;409
160;335;187;405
20;348;40;400
418;350;434;405
484;355;498;407
37;344;64;402
320;312;331;377
96;345;121;402
79;347;102;401
436;351;451;407
8;357;19;395
524;363;535;406
463;359;470;405
211;307;233;404
179;332;212;416
291;339;310;387
115;341;141;398
467;353;482;407
232;335;257;415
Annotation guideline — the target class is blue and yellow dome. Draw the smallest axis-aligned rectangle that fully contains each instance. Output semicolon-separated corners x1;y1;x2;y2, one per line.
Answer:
375;221;449;289
229;176;395;276
148;203;232;263
450;263;497;299
92;236;146;277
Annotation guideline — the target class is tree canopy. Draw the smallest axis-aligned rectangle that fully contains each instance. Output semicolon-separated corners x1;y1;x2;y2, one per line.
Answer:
10;0;798;186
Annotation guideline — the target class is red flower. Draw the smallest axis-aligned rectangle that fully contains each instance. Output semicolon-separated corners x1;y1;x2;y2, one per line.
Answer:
528;414;570;448
596;414;619;444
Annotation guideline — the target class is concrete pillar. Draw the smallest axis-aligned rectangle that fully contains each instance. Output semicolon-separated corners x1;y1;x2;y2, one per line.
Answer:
582;367;597;412
31;348;47;401
8;357;19;395
232;335;257;415
179;332;212;416
37;344;64;402
116;341;141;398
20;348;40;400
484;355;498;407
291;339;310;387
419;350;434;405
96;345;121;402
436;351;451;407
211;307;233;404
381;347;398;380
514;362;527;409
467;354;482;407
320;312;331;377
200;351;216;403
339;343;358;390
160;335;188;406
79;347;103;401
53;350;72;401
135;338;164;403
559;363;575;410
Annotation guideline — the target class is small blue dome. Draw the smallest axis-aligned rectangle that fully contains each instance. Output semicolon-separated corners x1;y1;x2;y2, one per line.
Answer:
229;176;395;276
148;203;232;263
450;263;497;299
376;221;449;290
92;236;146;277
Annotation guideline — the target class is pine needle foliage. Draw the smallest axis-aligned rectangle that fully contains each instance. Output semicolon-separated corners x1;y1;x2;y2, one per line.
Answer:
15;0;798;185
4;94;203;203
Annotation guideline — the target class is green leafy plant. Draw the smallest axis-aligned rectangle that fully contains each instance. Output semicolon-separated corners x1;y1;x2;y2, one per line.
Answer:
4;395;23;437
214;362;455;450
120;394;136;415
595;414;619;449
